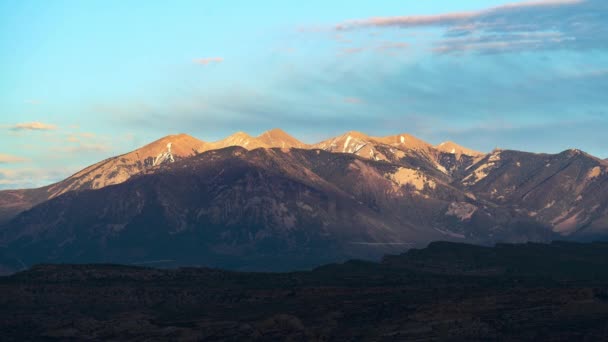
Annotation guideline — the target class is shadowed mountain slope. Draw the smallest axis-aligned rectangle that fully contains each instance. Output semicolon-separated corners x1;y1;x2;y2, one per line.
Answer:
0;147;552;273
0;130;477;223
1;130;607;274
457;149;608;237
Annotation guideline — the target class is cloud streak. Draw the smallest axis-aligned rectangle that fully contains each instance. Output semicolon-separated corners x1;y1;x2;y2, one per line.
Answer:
0;154;28;164
9;122;57;131
193;57;224;65
0;167;71;190
334;0;605;54
336;0;584;30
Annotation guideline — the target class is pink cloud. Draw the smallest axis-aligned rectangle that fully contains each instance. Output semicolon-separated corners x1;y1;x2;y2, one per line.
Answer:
376;42;409;50
10;122;57;131
193;57;224;65
335;0;583;30
495;0;583;10
336;12;474;30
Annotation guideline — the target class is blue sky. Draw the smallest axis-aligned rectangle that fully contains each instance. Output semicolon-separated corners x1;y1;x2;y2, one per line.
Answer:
1;0;607;189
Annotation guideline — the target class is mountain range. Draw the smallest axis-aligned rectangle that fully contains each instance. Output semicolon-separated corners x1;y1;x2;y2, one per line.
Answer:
1;129;607;273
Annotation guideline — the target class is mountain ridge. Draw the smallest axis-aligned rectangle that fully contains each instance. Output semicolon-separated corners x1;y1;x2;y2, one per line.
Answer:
1;129;606;274
0;129;480;222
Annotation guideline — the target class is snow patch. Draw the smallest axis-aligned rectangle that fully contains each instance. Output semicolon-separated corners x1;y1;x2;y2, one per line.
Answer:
153;142;175;166
343;135;352;152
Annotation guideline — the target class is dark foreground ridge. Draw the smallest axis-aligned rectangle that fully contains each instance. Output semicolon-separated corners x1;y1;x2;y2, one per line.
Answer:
2;241;608;341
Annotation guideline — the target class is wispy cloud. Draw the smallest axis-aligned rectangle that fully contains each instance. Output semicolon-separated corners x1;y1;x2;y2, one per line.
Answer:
0;167;71;189
50;143;111;154
0;154;28;164
334;0;603;54
9;122;57;131
432;32;573;54
193;57;224;65
376;42;409;51
335;0;584;30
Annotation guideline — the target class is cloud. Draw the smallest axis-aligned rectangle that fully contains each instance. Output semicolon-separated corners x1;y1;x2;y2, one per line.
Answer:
0;154;28;164
0;167;71;190
91;20;608;158
335;0;584;30
53;143;111;154
376;42;409;51
100;48;606;137
430;117;608;157
334;0;605;54
193;57;224;65
337;12;474;30
432;32;573;54
10;122;57;131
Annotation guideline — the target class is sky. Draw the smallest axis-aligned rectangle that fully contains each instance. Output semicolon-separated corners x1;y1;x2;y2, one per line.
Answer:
1;0;607;189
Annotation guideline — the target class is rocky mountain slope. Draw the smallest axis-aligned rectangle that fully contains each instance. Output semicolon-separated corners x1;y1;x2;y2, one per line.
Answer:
0;129;607;273
0;146;551;273
313;131;484;179
0;129;309;224
0;134;206;223
204;128;308;151
435;140;484;157
457;149;608;237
